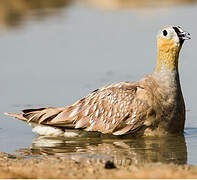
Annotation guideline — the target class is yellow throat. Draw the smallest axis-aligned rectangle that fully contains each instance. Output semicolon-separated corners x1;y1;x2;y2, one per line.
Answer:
155;37;181;72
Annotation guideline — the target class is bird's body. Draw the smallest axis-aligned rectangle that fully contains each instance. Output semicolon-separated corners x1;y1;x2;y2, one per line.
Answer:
5;25;190;137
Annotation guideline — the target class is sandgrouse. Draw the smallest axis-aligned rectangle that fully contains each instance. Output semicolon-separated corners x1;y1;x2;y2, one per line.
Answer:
5;25;191;137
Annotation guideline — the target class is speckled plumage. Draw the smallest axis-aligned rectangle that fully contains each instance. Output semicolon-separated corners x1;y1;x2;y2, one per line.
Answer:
5;25;191;136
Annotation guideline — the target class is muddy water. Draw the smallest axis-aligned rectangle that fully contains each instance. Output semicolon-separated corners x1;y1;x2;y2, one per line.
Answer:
0;0;197;165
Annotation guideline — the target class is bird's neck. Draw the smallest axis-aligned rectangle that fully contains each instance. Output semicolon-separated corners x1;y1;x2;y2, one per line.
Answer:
153;47;181;88
155;46;180;72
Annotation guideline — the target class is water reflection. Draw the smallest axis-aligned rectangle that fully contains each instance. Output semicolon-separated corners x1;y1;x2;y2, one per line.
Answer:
19;135;187;165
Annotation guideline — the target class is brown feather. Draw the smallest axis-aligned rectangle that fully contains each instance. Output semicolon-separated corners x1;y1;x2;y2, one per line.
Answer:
5;81;152;135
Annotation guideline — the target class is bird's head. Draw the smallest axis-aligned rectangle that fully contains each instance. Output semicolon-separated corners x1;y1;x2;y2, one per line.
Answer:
157;25;191;52
155;25;190;72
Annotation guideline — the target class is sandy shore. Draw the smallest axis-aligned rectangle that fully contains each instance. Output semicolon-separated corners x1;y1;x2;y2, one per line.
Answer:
0;152;197;179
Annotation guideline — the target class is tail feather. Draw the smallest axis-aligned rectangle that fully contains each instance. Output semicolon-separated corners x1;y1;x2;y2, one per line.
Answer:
4;107;77;128
22;108;62;124
4;112;27;121
4;97;92;129
22;108;46;113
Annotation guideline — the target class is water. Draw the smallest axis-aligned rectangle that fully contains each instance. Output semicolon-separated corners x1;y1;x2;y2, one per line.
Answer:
18;134;187;165
0;0;197;165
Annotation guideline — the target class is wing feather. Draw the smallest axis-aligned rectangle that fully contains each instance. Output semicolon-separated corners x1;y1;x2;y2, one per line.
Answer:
5;81;151;135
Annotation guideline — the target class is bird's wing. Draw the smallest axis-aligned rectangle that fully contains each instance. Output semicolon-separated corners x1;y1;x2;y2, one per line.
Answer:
5;81;151;135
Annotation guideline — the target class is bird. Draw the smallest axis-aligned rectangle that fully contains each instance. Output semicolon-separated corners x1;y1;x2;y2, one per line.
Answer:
5;25;191;137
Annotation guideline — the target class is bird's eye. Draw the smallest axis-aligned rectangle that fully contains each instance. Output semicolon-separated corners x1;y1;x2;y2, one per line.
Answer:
163;30;168;36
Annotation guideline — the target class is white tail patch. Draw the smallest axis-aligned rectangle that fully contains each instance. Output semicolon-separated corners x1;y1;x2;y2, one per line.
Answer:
30;123;64;136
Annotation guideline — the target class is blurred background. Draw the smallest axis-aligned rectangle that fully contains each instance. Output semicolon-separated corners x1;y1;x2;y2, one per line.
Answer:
0;0;197;165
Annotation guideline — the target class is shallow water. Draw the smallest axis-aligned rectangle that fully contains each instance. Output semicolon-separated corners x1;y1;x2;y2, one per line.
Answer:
0;0;197;165
18;134;187;165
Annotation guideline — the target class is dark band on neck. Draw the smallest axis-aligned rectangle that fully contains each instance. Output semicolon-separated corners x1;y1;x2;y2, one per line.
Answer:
173;27;184;46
